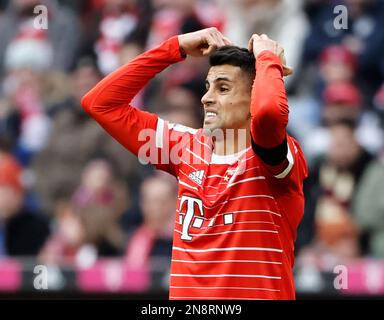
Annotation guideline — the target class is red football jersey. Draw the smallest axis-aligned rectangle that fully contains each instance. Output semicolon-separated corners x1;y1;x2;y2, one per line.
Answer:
153;120;307;300
82;36;308;300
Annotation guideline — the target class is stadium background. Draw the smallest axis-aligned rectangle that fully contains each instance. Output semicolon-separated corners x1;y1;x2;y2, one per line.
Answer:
0;0;384;299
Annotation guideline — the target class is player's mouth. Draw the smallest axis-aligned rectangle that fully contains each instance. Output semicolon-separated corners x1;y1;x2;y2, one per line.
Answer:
205;110;218;122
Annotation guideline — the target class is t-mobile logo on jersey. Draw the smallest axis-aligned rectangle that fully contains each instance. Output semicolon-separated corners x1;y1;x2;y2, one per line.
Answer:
179;195;204;241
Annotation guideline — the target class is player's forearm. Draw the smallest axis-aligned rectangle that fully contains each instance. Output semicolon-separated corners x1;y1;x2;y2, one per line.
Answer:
80;36;184;157
250;50;289;149
81;36;185;112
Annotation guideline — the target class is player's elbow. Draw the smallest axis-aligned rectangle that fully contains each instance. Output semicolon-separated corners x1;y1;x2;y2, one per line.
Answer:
81;92;94;114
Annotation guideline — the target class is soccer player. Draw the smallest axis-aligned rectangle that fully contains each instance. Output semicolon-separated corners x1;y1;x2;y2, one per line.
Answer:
82;27;308;300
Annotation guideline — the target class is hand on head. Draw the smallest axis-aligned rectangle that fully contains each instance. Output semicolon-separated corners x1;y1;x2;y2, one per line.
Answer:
248;34;293;76
178;27;232;57
178;29;292;76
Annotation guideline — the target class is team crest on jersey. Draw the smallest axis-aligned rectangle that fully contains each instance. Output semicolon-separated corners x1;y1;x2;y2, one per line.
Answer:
188;170;204;185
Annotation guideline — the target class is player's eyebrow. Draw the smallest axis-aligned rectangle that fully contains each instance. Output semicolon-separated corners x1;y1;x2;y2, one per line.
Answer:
213;76;232;82
214;76;232;83
205;76;232;87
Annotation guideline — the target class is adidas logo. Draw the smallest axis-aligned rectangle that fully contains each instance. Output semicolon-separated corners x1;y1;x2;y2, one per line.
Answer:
188;170;204;185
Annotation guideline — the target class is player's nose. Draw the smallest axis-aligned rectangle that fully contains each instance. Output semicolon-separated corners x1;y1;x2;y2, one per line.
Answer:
201;90;215;107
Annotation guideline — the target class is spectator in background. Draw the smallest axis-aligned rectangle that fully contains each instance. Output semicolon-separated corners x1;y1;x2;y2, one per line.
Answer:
0;0;80;78
1;64;51;165
0;95;20;150
303;81;383;160
118;35;145;66
31;58;142;216
147;0;223;49
0;0;381;289
319;45;357;88
162;87;203;126
39;158;127;265
79;0;153;75
144;0;222;113
303;0;384;97
70;158;127;260
321;82;362;126
288;45;358;146
0;0;8;12
125;172;177;269
373;83;384;127
38;200;84;264
0;150;50;257
118;35;147;107
302;0;331;21
145;59;208;117
353;150;384;258
0;0;81;165
297;119;373;260
219;0;309;90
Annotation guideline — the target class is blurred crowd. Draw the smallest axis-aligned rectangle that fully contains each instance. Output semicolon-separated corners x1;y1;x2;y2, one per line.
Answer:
0;0;384;278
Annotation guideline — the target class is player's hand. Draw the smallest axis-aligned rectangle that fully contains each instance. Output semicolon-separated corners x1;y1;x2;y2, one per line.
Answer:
178;27;232;57
248;34;293;76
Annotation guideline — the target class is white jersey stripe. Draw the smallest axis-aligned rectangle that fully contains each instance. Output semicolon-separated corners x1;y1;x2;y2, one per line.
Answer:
174;229;278;237
177;194;275;210
213;221;280;228
177;194;274;202
227;176;265;188
242;166;260;173
168;122;198;134
206;174;224;179
244;154;256;162
186;148;209;165
180;160;199;172
176;209;281;220
195;138;211;149
179;169;193;180
274;142;294;179
229;195;275;201
155;118;165;148
172;246;283;253
175;220;280;230
178;179;198;191
171;274;281;280
170;286;280;292
171;259;282;265
218;209;281;218
174;220;280;230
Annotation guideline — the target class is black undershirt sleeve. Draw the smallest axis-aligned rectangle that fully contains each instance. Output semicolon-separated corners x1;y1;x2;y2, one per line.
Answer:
251;137;288;166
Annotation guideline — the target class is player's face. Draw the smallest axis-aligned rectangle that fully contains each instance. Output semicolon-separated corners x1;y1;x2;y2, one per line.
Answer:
201;65;252;132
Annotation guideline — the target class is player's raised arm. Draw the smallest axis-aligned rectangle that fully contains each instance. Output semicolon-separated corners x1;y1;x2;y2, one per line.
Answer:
248;34;293;176
178;27;231;57
81;35;184;157
81;28;230;158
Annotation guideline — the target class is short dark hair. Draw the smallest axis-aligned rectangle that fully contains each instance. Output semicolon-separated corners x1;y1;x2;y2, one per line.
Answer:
209;46;256;80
